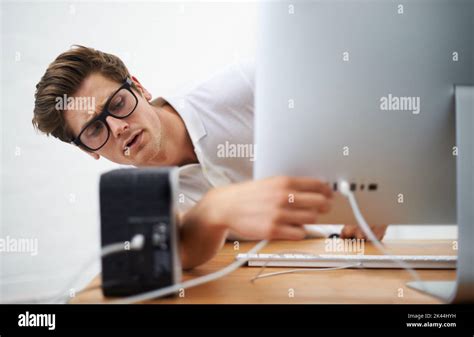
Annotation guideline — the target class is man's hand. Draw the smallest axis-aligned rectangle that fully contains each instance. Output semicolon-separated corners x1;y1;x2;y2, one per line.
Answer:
200;176;333;240
179;176;333;269
341;224;388;241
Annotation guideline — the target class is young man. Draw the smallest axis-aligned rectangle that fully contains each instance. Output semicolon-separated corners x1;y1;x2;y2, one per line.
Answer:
33;46;386;269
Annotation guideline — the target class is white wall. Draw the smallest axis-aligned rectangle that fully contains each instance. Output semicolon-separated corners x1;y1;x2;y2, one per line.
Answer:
0;0;257;303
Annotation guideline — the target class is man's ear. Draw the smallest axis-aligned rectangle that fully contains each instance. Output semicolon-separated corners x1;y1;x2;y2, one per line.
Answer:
79;147;100;160
131;76;152;101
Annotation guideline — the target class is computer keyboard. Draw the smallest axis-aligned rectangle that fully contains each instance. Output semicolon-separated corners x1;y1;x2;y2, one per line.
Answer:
236;253;457;269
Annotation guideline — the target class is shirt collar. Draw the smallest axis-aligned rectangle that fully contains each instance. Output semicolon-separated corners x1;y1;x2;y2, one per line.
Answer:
153;96;207;145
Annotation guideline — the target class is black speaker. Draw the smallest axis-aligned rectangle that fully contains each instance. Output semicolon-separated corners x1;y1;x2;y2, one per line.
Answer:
99;167;181;297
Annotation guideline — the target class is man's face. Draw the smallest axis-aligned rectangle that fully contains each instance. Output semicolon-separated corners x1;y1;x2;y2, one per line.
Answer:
64;73;164;166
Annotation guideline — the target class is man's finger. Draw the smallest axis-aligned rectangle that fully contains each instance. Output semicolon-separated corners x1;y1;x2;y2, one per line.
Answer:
287;177;334;199
342;224;388;241
273;225;307;240
354;229;366;240
286;192;332;213
277;209;318;225
341;224;357;238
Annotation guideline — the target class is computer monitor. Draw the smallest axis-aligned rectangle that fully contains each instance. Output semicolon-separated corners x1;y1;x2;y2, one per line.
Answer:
254;0;473;225
255;0;474;303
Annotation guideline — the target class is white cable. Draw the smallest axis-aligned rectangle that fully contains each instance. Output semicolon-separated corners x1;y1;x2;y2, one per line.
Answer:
59;234;146;303
10;234;264;304
251;263;360;282
109;239;268;304
5;234;145;304
338;180;426;289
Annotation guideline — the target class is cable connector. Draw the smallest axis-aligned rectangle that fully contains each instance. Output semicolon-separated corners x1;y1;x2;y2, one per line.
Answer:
130;234;145;250
338;180;351;197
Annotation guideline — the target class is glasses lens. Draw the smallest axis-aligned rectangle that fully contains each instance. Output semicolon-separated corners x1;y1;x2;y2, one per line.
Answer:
108;88;137;118
80;120;108;150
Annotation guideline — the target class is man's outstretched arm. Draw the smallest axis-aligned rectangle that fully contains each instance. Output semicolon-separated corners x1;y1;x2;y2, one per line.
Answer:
178;176;334;269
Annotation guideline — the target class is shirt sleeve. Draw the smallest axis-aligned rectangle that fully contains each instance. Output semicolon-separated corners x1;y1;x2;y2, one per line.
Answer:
236;59;255;92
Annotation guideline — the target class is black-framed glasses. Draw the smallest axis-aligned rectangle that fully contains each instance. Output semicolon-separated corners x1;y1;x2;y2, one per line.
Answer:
70;77;138;152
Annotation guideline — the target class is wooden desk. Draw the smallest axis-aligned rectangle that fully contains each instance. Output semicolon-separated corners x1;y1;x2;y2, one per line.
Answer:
71;239;456;304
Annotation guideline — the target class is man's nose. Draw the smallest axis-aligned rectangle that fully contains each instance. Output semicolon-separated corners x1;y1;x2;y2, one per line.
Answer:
106;116;129;138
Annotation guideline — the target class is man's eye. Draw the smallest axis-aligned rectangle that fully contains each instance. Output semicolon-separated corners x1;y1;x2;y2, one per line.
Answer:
111;97;124;111
87;123;104;137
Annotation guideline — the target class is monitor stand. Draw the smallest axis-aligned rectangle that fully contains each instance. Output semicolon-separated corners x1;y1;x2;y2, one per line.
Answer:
407;86;474;303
